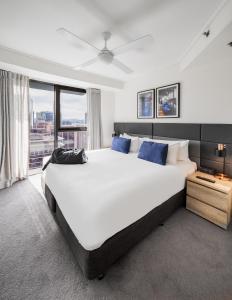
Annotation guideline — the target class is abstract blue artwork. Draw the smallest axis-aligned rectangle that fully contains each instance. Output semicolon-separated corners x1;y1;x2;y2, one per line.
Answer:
137;89;154;119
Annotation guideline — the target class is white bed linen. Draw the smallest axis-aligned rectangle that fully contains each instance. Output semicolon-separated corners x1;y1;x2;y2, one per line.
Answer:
45;149;196;250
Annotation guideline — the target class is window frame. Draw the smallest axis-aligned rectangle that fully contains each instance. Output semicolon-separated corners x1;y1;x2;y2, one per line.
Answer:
29;80;56;173
55;85;87;132
29;80;88;170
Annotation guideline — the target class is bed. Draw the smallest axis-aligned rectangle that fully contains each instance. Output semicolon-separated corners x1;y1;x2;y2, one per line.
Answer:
42;121;232;279
43;147;196;279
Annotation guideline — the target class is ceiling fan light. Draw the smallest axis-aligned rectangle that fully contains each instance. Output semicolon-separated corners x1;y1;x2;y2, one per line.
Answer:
98;51;113;64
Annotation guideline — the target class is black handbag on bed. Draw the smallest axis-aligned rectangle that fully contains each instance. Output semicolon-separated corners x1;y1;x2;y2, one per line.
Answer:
42;148;88;171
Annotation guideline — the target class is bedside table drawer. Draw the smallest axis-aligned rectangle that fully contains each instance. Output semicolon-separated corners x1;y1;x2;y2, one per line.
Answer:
187;181;228;212
186;196;228;229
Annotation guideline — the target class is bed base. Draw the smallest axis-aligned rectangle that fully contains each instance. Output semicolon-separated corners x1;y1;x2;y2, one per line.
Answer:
45;184;185;279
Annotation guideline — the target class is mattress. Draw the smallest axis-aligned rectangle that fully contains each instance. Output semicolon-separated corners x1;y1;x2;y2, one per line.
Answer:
45;149;196;250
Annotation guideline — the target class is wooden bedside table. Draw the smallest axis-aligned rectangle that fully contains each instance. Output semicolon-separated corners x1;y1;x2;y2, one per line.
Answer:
186;171;232;229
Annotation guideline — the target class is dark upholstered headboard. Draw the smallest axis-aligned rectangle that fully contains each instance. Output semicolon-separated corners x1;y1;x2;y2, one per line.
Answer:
114;122;232;177
114;122;152;138
200;124;232;177
152;123;201;168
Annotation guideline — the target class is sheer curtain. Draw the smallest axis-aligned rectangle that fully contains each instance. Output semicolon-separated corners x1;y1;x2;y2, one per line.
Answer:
0;70;29;189
87;88;102;150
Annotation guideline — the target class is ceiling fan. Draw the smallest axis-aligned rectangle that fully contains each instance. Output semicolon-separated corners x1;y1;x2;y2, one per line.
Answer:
57;28;153;74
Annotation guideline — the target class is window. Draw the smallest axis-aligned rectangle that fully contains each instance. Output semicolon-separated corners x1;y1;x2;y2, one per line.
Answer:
56;86;88;149
29;81;55;171
59;89;87;128
56;86;87;130
29;81;88;173
57;131;88;149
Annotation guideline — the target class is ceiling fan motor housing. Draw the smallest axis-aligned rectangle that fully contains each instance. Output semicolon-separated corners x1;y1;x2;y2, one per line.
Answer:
98;50;114;64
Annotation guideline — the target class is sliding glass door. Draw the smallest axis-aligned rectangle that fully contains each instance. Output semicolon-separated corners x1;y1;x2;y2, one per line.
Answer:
29;81;87;173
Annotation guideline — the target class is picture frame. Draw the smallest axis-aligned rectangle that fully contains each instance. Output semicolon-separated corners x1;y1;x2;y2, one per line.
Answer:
156;83;180;118
137;89;155;119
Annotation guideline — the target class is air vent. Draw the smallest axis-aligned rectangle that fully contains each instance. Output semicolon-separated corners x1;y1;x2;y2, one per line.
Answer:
228;42;232;47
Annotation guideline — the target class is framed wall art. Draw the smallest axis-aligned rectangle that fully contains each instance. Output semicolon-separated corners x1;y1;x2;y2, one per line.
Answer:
137;89;155;119
156;83;180;118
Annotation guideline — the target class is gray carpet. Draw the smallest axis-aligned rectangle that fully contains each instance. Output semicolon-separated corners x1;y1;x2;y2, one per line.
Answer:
1;180;232;300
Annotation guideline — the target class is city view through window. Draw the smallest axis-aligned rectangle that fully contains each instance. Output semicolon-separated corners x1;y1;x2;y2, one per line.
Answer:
29;83;88;171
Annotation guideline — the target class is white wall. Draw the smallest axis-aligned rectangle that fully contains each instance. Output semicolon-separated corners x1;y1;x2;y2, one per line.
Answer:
115;59;232;124
101;90;115;147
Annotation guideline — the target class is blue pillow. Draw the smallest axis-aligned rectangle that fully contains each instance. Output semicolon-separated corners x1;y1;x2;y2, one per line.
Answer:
138;141;168;165
112;137;131;154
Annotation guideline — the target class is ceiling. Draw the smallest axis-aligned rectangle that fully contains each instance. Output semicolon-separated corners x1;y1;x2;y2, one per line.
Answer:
192;21;232;67
0;0;224;82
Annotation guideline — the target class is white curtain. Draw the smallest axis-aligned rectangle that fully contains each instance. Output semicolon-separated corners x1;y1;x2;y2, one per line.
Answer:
0;70;29;189
87;88;102;150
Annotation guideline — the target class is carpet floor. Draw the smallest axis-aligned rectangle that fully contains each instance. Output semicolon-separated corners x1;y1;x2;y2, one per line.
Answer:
1;179;232;300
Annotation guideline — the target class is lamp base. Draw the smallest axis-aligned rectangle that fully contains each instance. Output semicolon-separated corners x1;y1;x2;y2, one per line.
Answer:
214;173;231;181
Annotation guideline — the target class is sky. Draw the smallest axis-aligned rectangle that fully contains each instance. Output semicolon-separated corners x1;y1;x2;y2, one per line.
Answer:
30;88;87;120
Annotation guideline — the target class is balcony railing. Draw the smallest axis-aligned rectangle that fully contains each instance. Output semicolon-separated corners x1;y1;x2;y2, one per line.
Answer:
29;131;88;170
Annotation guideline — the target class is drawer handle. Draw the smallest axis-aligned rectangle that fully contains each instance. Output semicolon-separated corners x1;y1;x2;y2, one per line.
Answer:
196;175;216;183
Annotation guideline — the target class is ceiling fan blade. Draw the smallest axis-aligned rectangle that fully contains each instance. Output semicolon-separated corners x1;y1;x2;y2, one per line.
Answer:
57;28;100;52
73;57;99;70
113;35;153;56
112;59;133;74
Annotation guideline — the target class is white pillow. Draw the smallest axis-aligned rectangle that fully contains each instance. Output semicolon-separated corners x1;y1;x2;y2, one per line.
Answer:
158;139;189;161
177;140;189;161
139;137;180;165
166;143;180;164
120;133;139;153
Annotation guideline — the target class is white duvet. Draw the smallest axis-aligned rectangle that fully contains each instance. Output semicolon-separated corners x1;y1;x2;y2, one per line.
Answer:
45;149;196;250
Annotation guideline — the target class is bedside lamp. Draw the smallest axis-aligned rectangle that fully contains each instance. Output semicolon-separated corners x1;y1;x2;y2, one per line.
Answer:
215;144;230;180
